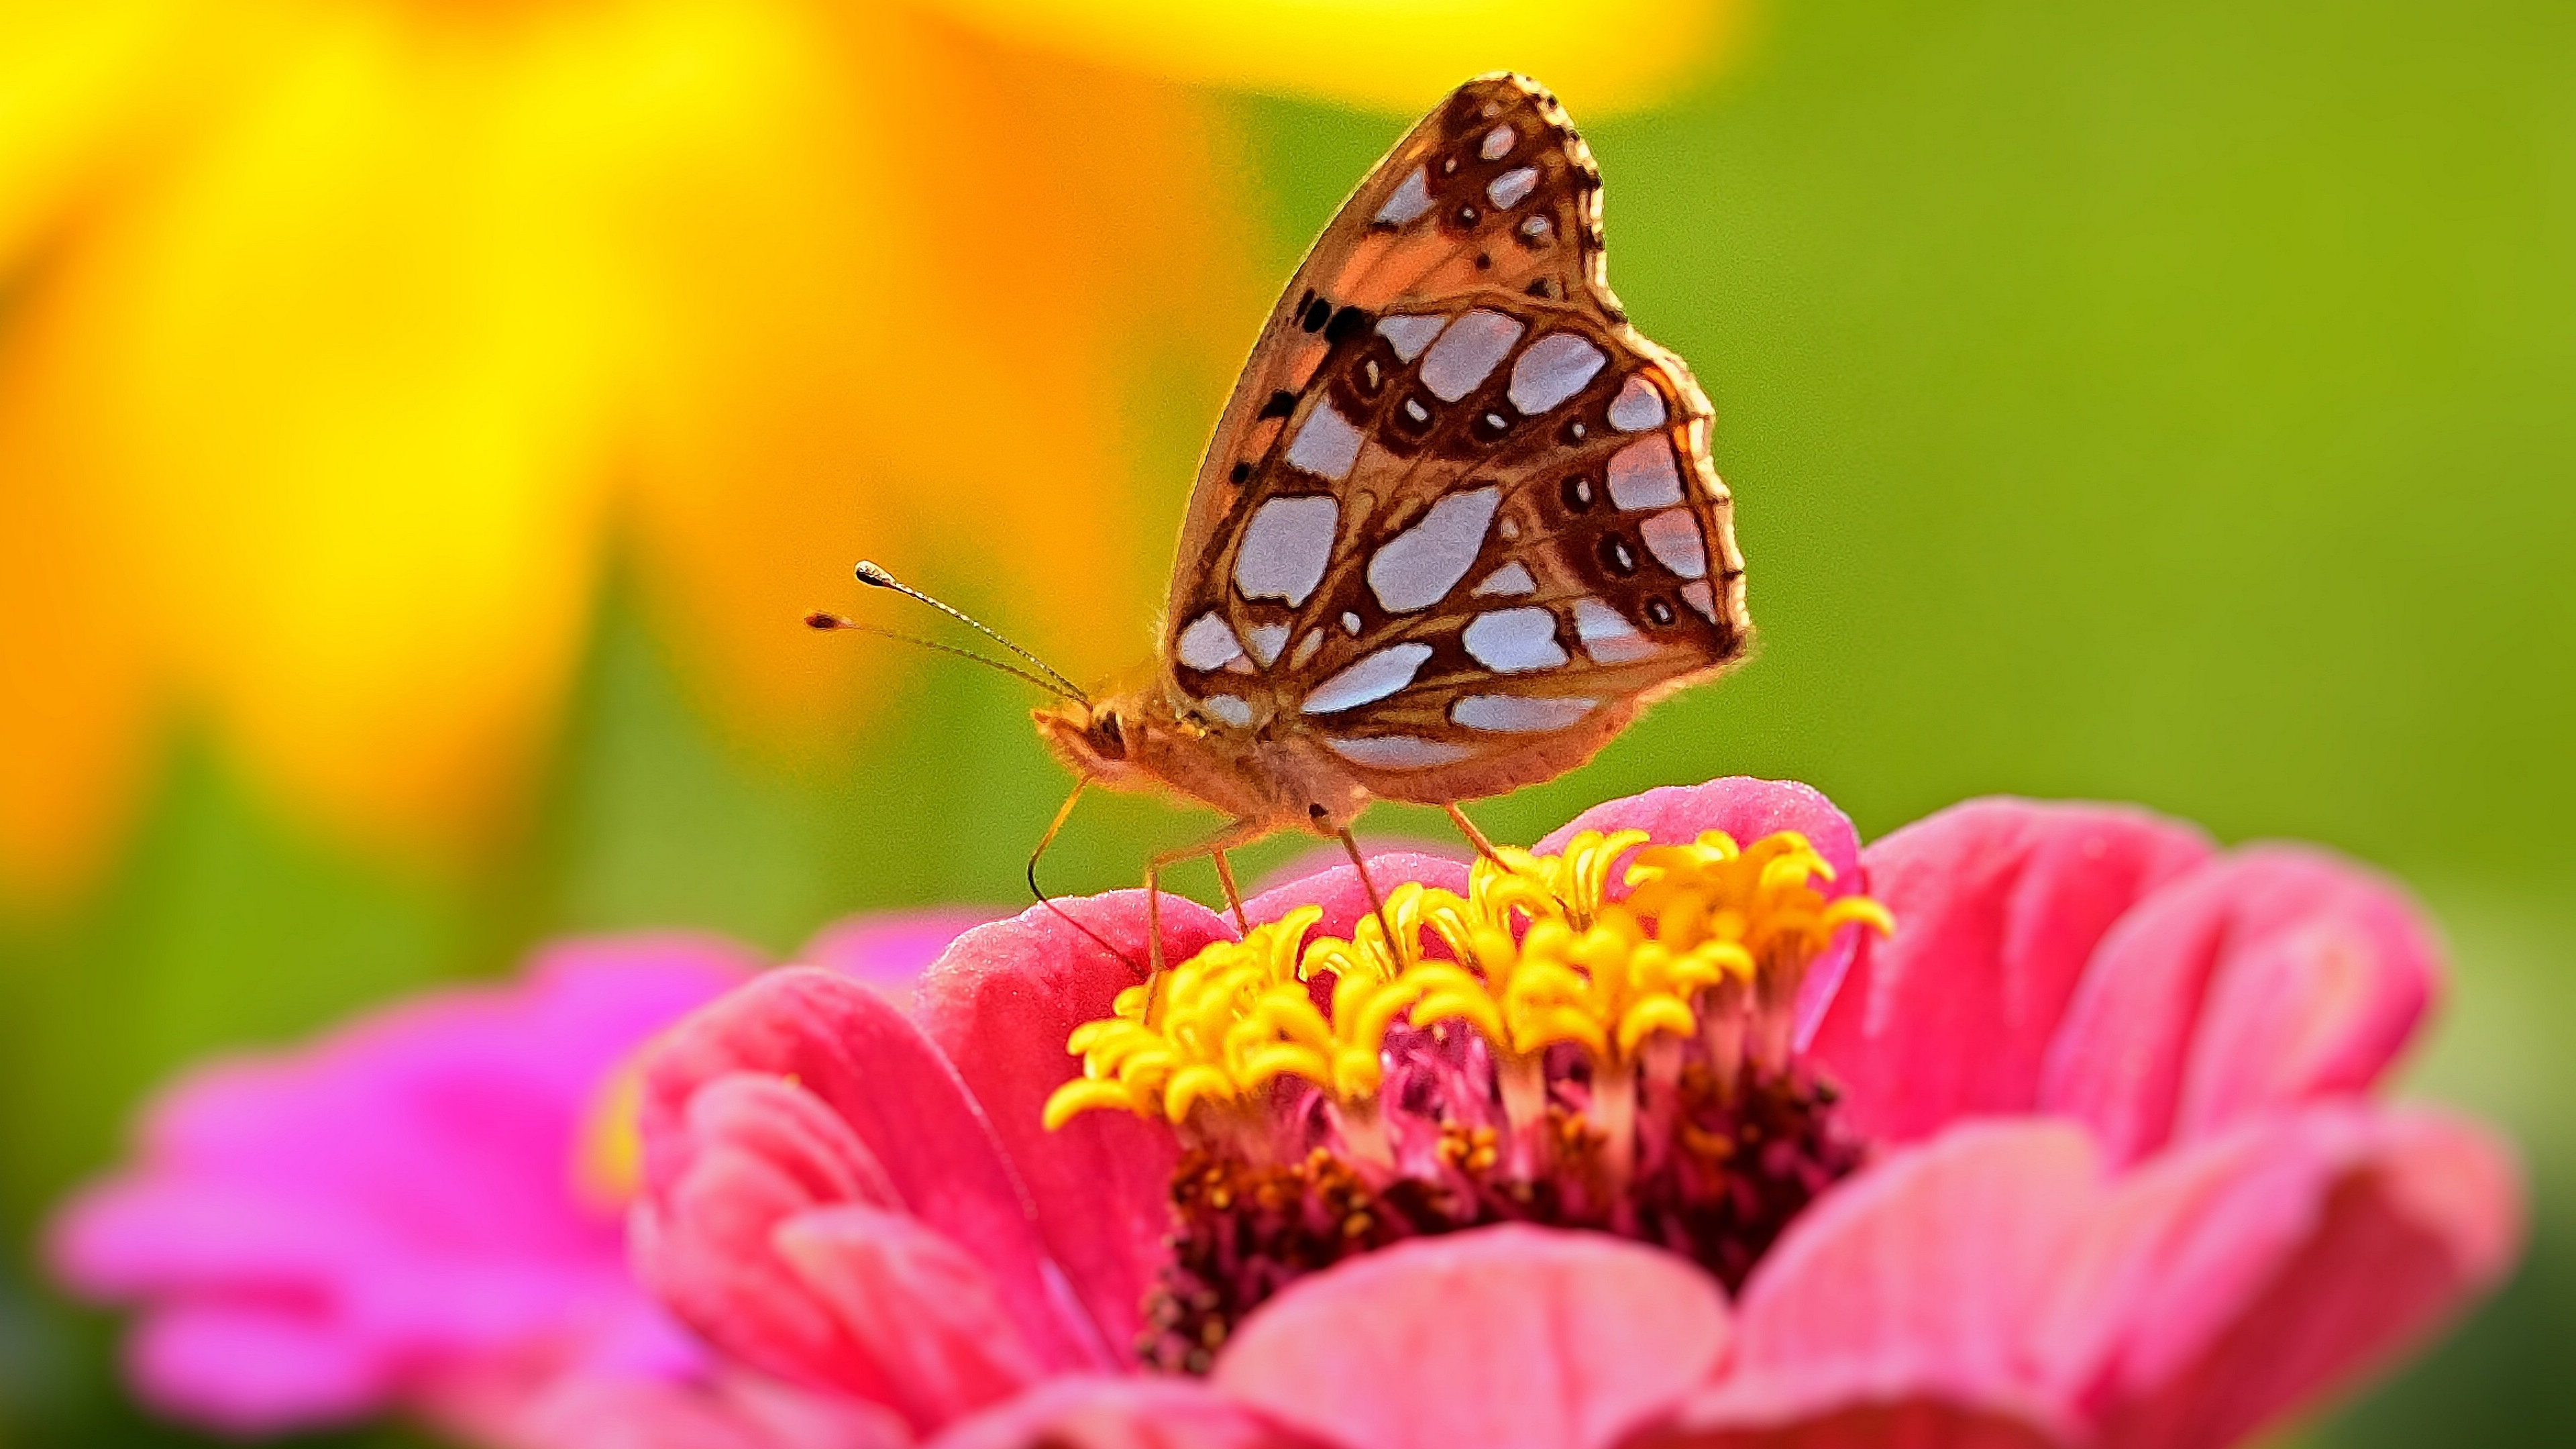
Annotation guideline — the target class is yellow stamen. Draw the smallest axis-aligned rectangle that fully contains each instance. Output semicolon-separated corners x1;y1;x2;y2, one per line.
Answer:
1042;830;1894;1131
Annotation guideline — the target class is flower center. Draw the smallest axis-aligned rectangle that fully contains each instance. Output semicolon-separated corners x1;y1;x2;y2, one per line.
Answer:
1045;829;1892;1373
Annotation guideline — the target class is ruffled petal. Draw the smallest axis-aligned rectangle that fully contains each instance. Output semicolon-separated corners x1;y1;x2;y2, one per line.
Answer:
912;891;1231;1352
2039;847;2440;1164
774;1204;1050;1429
2080;1108;2522;1449
1805;800;2210;1143
1216;1224;1730;1449
1542;777;1866;1040
932;1374;1307;1449
1693;1120;2096;1442
636;970;1099;1381
631;1075;909;1407
1690;1108;2520;1449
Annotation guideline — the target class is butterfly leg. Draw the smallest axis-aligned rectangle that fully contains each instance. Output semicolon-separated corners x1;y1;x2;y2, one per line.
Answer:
1442;802;1506;865
1211;849;1250;933
1335;828;1401;958
1142;818;1267;1000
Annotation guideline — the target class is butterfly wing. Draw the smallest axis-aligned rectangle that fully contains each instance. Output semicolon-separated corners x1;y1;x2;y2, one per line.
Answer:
1163;74;1749;804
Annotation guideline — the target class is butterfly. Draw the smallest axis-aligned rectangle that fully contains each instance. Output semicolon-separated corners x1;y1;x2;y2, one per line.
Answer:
829;73;1748;957
1032;74;1748;925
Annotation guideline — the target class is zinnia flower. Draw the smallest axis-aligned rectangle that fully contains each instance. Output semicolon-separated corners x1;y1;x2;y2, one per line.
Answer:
0;0;1736;902
48;910;992;1446
631;777;2521;1448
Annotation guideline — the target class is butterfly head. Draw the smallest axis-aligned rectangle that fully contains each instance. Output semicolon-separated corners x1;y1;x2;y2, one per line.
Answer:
1031;688;1164;791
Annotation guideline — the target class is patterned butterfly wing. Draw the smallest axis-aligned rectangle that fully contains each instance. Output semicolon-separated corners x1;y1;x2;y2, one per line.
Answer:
1162;74;1749;804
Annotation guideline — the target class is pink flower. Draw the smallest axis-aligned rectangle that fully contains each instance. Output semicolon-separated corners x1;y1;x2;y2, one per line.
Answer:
48;913;994;1448
631;778;2522;1449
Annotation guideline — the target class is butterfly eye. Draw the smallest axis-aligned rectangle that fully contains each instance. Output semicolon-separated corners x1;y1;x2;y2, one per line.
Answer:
1091;710;1128;760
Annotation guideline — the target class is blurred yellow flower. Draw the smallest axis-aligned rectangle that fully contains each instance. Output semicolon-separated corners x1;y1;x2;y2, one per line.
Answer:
0;0;1739;904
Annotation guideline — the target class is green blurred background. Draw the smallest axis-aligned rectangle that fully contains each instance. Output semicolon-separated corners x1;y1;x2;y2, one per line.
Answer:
5;0;2572;1442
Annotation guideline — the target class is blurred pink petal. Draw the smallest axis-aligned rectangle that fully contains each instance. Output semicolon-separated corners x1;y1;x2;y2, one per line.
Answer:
912;892;1232;1350
49;937;753;1434
1217;1226;1731;1449
1806;800;2212;1143
801;909;1011;1002
2039;847;2440;1164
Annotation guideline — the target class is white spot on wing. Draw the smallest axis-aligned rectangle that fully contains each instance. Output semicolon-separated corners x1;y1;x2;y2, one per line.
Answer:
1420;310;1525;402
1235;496;1338;606
1301;643;1434;714
1481;125;1517;160
1367;486;1500;612
1377;314;1446;362
1640;510;1708;579
1203;694;1253;728
1487;166;1540;209
1508;333;1606;415
1682;580;1719;621
1452;694;1597;732
1246;622;1291;666
1175;612;1243;672
1463;608;1568;673
1607;439;1684;511
1289;629;1322;668
1327;735;1477;769
1609;375;1668;431
1573;598;1656;663
1340;611;1362;635
1473;561;1537;597
1284;402;1365;480
1375;166;1433;225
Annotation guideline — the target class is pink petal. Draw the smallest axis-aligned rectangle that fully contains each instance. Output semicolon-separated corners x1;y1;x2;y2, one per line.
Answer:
633;1077;908;1405
1697;1120;2097;1442
932;1375;1309;1449
466;1365;911;1449
125;1305;394;1434
1642;1401;2062;1449
1688;1108;2520;1449
1241;850;1473;938
1540;777;1866;1042
1804;800;2210;1143
2082;1107;2522;1449
46;936;749;1432
2038;847;2439;1165
800;910;1007;1005
775;1204;1049;1429
638;970;1099;1375
912;891;1232;1352
1216;1224;1731;1449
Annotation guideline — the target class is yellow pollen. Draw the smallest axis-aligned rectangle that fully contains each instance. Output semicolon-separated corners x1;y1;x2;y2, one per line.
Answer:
1043;830;1894;1130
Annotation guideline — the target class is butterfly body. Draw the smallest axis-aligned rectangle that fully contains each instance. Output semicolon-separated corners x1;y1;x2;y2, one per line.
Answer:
1040;73;1749;853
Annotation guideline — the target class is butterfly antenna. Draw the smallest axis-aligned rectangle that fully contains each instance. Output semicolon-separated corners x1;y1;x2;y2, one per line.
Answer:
804;613;1084;703
1026;779;1142;973
851;561;1090;706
